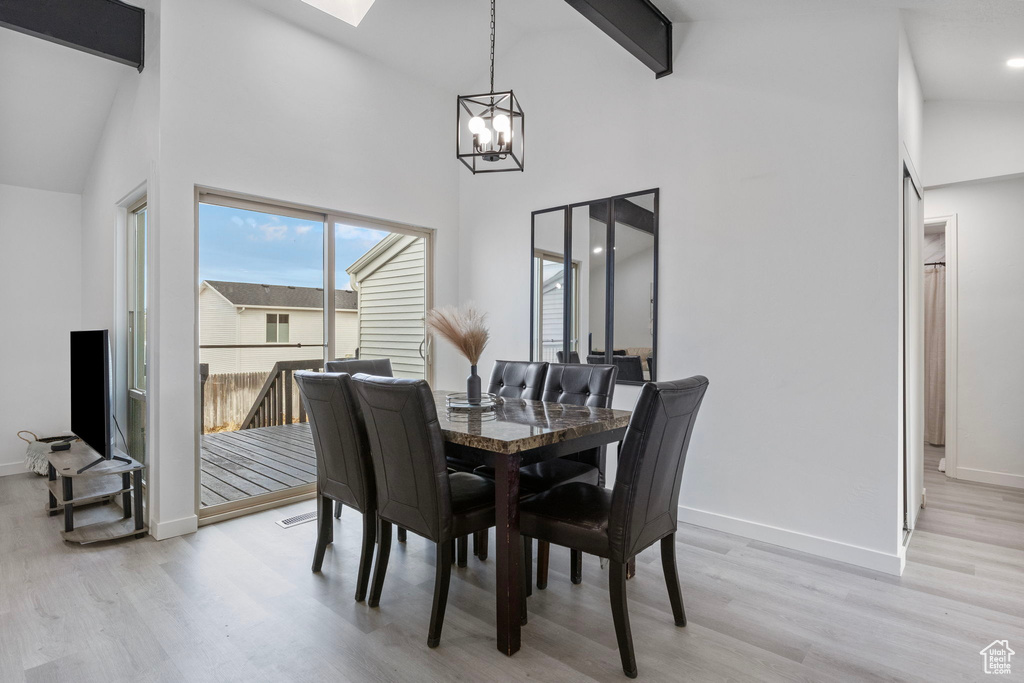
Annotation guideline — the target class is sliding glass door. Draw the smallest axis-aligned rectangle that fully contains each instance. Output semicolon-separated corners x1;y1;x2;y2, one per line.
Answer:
198;199;325;511
197;194;432;517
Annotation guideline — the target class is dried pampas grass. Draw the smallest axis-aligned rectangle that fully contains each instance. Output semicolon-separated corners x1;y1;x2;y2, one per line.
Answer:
427;305;490;366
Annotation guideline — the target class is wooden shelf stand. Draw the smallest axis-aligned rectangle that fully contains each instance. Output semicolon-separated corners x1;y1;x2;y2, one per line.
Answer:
46;441;147;544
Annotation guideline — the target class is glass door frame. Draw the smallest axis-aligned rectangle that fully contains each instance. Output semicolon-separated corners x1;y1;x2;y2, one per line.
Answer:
126;197;148;474
195;189;434;523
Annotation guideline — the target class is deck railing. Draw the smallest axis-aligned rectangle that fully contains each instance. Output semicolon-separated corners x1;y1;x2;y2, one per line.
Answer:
241;359;324;430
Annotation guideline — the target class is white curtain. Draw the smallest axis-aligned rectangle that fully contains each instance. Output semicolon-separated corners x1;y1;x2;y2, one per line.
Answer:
924;264;945;445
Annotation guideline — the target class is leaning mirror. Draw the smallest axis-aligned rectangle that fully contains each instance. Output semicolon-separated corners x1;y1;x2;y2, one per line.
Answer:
609;192;656;382
530;189;658;385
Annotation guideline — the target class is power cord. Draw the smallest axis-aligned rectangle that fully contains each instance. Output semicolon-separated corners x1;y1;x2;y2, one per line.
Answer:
113;415;129;452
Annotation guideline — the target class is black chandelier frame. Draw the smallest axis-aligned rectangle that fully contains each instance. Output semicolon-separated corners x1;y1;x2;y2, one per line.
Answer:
456;90;525;174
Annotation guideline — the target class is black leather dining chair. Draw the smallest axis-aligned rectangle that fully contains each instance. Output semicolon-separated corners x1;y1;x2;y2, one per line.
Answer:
487;359;547;399
556;350;581;364
325;357;393;376
351;374;498;648
519;376;709;678
588;354;645;382
531;362;616;589
448;360;547;478
447;359;547;561
324;357;395;525
294;371;376;602
474;363;617;589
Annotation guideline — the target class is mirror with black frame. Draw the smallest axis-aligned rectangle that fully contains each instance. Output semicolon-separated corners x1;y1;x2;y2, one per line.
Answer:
530;189;658;384
530;207;568;363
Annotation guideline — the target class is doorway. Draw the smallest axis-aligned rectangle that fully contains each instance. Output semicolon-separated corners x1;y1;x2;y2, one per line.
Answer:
196;192;432;519
922;215;958;481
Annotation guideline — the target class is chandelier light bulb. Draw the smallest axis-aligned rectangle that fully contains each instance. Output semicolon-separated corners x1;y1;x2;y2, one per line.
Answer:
477;127;492;145
492;113;511;133
468;116;486;134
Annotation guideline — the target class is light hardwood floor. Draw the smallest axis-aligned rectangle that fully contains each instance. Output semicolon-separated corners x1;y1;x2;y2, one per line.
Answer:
1;450;1022;682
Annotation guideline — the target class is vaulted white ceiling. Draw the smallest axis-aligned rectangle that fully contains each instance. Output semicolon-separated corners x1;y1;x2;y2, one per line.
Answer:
0;28;131;194
244;0;584;94
2;0;1023;194
250;0;1024;102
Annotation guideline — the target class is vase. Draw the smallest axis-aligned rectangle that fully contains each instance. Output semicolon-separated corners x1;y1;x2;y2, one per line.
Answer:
466;365;481;405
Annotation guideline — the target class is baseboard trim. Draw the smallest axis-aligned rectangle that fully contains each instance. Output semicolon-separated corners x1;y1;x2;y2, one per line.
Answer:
0;461;27;477
151;514;199;540
677;505;904;576
954;467;1024;490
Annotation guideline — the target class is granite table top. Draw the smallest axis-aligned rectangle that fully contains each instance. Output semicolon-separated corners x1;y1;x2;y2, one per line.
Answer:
432;390;631;455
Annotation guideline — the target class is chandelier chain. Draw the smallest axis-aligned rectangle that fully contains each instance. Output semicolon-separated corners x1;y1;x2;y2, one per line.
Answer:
489;0;496;93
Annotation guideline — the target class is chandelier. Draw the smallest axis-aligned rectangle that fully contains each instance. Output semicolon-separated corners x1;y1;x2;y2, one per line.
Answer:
456;0;524;173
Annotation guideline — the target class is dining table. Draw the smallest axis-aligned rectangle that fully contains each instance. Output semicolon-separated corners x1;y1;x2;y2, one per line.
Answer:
432;390;632;656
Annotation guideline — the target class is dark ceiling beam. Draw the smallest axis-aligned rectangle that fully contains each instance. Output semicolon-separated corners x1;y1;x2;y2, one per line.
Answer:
564;0;672;78
590;199;655;234
0;0;145;71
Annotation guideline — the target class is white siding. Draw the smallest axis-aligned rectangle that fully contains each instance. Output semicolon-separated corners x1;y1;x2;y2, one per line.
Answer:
353;235;426;378
198;290;359;374
541;275;563;363
335;310;358;359
199;287;241;373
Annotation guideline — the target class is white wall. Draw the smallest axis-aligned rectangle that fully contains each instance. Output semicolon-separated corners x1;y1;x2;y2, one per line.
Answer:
460;9;906;573
0;184;82;475
925;176;1024;488
923;101;1024;188
144;0;460;537
611;240;655;353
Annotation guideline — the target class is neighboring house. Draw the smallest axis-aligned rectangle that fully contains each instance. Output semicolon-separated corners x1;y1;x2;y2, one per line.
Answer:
346;233;426;379
199;280;358;374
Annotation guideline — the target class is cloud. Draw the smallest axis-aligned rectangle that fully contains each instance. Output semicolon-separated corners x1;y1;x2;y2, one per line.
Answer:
295;225;313;235
335;224;389;251
246;217;257;228
231;216;244;226
258;223;289;241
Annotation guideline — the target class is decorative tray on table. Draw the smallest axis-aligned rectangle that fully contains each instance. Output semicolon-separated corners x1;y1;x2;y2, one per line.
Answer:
445;392;502;412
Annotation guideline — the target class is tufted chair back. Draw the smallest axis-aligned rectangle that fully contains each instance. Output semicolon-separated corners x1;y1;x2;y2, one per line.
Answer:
608;376;709;563
295;371;375;513
326;358;393;376
351;374;454;543
487;360;547;400
541;363;617;408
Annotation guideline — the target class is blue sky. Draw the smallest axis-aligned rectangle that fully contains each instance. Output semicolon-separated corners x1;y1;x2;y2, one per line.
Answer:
198;203;388;290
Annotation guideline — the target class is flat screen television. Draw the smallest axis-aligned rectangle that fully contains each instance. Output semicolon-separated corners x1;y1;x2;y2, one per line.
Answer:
70;330;126;472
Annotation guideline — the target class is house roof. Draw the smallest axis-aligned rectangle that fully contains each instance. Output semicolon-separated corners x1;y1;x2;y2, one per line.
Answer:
345;232;404;277
203;280;357;310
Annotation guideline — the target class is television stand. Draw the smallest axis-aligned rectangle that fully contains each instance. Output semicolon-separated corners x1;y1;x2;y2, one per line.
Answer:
77;453;131;474
46;441;147;543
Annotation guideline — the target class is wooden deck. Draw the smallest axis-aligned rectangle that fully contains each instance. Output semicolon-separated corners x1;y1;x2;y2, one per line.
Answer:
200;423;315;507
